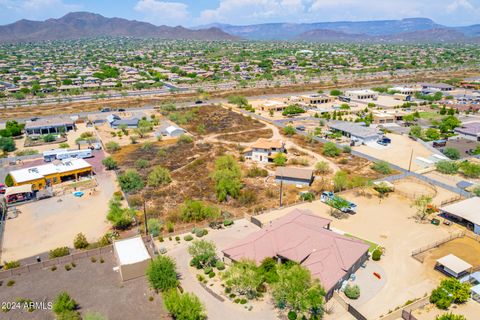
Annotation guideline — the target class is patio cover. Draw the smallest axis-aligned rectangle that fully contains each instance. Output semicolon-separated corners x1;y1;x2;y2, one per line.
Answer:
436;254;472;275
5;184;33;197
440;197;480;226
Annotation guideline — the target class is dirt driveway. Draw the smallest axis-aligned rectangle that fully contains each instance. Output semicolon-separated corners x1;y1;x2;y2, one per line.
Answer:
1;172;115;261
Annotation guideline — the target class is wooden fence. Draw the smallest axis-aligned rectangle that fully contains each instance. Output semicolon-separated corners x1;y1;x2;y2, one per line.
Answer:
332;292;368;320
411;230;466;262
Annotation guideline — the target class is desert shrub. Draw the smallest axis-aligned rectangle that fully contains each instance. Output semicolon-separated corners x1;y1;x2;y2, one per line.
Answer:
322;142;341;157
147;166;172;187
184;235;194;241
283;125;296;135
178;134;193;144
443;147;460;160
3;260;20;270
246;166;268;178
342;145;352;153
107;197;134;229
7;280;15;286
372;249;382;261
371;161;392;174
105;141;120;153
435;313;466;320
147;218;163;237
273;152;287;166
216;261;225;270
101;156;118;170
52;292;77;315
180;200;220;222
73;233;89;249
49;247;70;259
344;285;361;299
223;219;234;226
175;236;180;241
188;240;217;269
146;256;179;292
288;310;298;320
300;192;315;202
258;257;279;284
435;160;459;174
212;155;242;201
163;289;206;320
238;189;258;205
208;271;215;278
204;267;213;275
118;169;144;193
83;312;108;320
135;159;149;169
57;310;81;320
315;161;331;174
459;161;480;179
65;264;72;271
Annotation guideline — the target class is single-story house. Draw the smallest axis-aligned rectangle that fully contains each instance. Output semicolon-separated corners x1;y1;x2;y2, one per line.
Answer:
108;115;140;129
244;138;285;163
7;158;93;190
328;121;380;144
440;197;480;234
222;209;370;300
390;86;417;95
435;254;472;278
420;83;454;92
454;122;480;142
113;236;152;281
260;100;288;112
275;167;314;186
25;118;75;136
345;90;378;100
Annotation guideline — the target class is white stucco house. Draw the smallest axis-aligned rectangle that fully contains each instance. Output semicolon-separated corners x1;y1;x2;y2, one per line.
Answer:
244;138;285;163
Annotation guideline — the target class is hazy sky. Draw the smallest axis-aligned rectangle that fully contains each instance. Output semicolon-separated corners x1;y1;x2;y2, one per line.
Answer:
0;0;479;26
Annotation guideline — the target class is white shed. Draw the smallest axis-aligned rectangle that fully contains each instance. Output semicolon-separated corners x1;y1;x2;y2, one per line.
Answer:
436;254;472;278
113;236;151;281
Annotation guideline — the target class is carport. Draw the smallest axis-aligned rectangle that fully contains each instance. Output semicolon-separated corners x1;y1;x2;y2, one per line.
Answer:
435;254;472;278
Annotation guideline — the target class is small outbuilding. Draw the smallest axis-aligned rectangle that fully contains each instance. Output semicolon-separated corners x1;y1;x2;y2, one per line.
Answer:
275;167;314;186
113;236;151;281
435;254;472;278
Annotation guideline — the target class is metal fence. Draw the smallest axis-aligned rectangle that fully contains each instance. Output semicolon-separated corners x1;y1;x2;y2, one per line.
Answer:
411;230;466;261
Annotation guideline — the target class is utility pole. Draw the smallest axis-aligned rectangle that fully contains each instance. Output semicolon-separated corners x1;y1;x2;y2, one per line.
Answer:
408;149;414;172
143;196;148;236
279;172;284;207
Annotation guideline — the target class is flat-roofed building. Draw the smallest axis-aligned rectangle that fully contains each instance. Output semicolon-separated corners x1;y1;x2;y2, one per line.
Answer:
113;236;152;281
275;167;314;186
260;100;288;112
300;94;333;105
454;122;480;142
7;158;93;190
372;112;396;124
328;121;380;144
345;89;378;100
420;83;454;92
24;118;75;135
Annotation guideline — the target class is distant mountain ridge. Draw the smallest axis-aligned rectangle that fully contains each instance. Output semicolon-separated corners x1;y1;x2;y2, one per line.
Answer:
199;18;480;42
0;12;238;43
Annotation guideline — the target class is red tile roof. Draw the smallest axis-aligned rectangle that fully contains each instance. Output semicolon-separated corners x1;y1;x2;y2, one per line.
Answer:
222;209;369;291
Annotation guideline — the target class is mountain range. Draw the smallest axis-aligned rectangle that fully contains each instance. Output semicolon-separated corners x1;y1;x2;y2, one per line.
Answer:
0;12;238;43
0;12;479;43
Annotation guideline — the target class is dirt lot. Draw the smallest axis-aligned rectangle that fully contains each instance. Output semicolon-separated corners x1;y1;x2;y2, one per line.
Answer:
215;128;273;143
252;179;461;319
1;172;115;261
0;252;168;320
413;300;480;320
355;133;434;172
417;236;480;277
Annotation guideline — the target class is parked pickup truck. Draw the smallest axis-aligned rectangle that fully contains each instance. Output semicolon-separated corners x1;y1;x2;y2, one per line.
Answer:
321;191;357;213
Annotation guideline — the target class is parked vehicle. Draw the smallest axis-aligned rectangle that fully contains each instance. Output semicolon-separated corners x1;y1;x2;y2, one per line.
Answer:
377;137;391;146
296;125;306;131
0;183;6;194
433;139;447;148
100;107;111;112
43;149;93;162
320;191;357;213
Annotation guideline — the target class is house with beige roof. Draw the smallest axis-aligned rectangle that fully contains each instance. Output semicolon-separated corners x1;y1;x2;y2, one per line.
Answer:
222;209;370;299
244;138;285;163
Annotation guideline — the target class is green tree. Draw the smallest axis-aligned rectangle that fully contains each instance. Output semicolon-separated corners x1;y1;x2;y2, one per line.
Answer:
188;240;217;269
425;128;441;141
106;197;134;229
101;156;118;170
409;125;423;138
53;292;77;315
212;155;242;201
333;170;349;192
322;142;341;157
147;218;162;237
0;137;15;152
163;289;206;320
180;200;220;222
147;166;171;187
222;259;263;299
5;174;14;187
273;152;287;166
73;233;89;249
459;161;480;178
330;89;342;96
146;256;179;292
272;264;325;317
412;195;433;221
439;116;461;133
118;169;145;193
430;278;471;309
